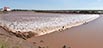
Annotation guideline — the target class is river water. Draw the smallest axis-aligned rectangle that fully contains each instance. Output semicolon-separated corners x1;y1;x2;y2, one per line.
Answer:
27;14;103;48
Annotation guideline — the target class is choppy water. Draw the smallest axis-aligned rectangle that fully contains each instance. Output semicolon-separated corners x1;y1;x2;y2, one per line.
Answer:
0;12;101;48
0;13;99;37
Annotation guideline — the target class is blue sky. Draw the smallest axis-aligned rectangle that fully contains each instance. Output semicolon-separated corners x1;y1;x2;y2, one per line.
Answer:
0;0;103;10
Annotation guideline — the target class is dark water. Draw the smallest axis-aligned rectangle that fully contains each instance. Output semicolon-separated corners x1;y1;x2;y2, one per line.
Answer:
27;14;103;48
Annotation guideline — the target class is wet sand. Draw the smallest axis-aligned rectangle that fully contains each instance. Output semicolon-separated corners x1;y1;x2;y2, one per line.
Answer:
27;14;102;48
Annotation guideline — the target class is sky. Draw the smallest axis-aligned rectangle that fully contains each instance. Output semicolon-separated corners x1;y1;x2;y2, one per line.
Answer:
0;0;103;10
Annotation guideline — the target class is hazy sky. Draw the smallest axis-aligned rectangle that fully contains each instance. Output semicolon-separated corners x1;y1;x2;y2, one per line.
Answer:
0;0;103;10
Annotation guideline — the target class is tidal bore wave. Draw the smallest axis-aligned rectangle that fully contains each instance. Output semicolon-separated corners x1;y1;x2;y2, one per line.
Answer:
0;13;100;39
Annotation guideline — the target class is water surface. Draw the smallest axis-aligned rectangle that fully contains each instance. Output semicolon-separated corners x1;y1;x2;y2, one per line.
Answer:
27;14;102;48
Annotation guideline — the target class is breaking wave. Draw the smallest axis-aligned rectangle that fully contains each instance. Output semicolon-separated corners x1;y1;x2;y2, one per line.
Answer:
0;13;100;39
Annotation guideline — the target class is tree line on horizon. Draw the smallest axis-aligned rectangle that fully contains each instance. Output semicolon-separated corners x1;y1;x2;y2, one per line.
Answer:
1;9;103;14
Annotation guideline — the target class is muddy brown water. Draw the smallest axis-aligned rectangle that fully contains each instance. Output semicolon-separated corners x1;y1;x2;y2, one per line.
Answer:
0;12;102;48
27;14;103;48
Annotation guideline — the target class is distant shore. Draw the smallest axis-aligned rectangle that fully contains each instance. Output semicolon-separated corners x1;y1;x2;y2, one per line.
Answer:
1;9;103;14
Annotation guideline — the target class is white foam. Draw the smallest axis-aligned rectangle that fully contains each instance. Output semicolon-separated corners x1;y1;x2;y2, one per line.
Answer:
0;14;100;36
